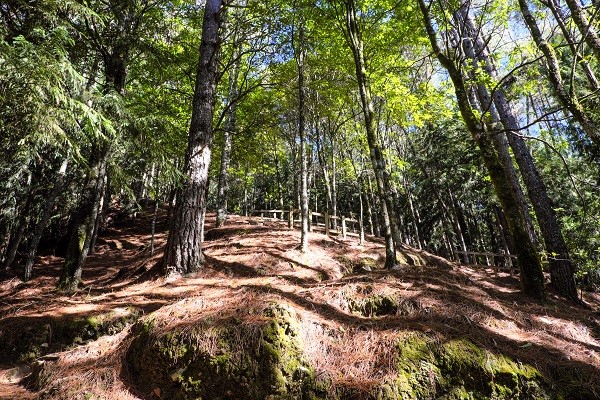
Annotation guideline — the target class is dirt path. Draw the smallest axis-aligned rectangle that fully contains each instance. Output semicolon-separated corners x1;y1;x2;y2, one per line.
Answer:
0;366;35;400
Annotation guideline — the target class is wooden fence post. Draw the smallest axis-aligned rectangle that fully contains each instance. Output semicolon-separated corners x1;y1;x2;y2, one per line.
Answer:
308;210;312;232
288;209;294;229
342;216;347;239
325;213;330;236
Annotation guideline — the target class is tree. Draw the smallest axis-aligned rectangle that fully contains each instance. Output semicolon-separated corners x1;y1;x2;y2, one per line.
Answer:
454;4;579;301
58;0;156;292
518;0;600;147
335;0;398;268
163;0;224;275
419;0;546;300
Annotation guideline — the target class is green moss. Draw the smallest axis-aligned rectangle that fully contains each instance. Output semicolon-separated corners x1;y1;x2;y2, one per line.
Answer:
127;304;326;400
386;334;555;400
347;294;399;317
0;307;142;363
337;255;380;275
125;307;564;400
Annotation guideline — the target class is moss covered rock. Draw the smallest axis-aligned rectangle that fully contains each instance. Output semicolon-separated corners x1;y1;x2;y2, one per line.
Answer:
126;305;558;400
127;304;324;400
0;307;141;363
386;333;555;400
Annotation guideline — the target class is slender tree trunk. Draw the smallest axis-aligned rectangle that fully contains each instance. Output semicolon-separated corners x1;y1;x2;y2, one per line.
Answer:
162;0;223;275
495;206;515;269
88;172;108;254
296;21;309;252
365;171;377;236
23;157;69;281
456;26;538;246
546;0;599;90
562;0;600;62
216;30;242;227
150;199;159;256
420;0;546;300
459;6;579;301
3;188;34;272
331;134;338;230
344;0;396;268
58;143;108;291
316;126;333;217
403;175;422;250
448;189;469;263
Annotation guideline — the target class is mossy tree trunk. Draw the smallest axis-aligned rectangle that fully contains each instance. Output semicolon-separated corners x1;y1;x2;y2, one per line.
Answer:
58;46;124;292
457;5;579;302
343;0;397;268
58;143;108;292
419;0;546;300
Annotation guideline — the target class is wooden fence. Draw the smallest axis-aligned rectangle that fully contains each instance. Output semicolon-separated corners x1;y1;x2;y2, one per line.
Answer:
249;209;518;274
453;250;518;275
250;209;365;241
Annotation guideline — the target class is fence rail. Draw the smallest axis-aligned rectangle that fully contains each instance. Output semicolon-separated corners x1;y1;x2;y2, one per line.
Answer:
250;209;364;242
453;250;517;275
249;210;518;274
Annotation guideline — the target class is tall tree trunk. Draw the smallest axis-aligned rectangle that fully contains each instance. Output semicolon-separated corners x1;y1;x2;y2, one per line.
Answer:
216;25;242;227
331;133;338;230
459;6;579;301
296;20;309;252
316;125;333;217
162;0;223;275
546;0;599;90
403;174;422;249
344;0;397;268
88;172;108;254
23;157;69;281
562;0;600;62
420;0;546;300
58;143;108;291
454;21;538;246
447;189;470;263
365;171;378;236
3;186;34;272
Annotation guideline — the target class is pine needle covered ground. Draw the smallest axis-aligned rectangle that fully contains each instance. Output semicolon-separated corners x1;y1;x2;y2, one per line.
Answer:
0;208;599;399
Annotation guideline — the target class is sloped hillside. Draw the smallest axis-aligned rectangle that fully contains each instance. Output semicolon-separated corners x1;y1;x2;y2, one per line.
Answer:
0;210;599;399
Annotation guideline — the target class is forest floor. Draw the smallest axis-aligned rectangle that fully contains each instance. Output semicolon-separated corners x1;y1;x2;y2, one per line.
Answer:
0;207;599;399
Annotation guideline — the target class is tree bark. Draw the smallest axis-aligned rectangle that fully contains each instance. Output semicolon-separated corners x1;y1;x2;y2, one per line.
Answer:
58;143;108;292
562;0;600;62
162;0;223;275
546;0;599;90
419;0;546;300
296;21;309;252
458;5;579;301
23;157;69;282
2;187;33;272
344;0;397;268
216;19;242;228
